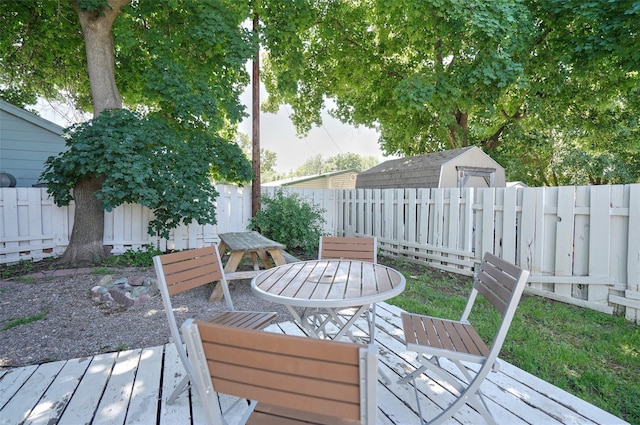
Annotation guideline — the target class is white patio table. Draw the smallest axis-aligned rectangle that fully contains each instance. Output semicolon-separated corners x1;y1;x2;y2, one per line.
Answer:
251;259;406;343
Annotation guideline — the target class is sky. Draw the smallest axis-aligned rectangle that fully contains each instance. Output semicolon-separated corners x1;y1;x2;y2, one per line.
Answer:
238;98;390;173
36;86;395;174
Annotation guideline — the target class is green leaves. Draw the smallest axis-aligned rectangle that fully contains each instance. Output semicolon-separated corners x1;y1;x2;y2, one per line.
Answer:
41;109;252;238
4;1;258;240
259;0;532;154
0;2;88;108
248;189;326;255
120;0;254;128
257;0;640;186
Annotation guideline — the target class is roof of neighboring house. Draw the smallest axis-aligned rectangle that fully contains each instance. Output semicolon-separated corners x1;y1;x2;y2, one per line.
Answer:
263;169;358;187
0;99;64;135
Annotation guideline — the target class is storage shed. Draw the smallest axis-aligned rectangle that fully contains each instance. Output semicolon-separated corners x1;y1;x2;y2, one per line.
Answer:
263;169;358;189
0;99;66;187
356;146;505;189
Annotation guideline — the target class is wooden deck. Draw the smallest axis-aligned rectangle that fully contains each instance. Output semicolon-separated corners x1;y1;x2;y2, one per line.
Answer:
0;302;627;425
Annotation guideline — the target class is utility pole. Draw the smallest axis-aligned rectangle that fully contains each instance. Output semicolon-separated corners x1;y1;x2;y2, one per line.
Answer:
251;11;260;217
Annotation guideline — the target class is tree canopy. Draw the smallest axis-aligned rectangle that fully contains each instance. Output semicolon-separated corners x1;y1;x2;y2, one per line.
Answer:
257;0;640;186
1;0;254;264
1;0;638;263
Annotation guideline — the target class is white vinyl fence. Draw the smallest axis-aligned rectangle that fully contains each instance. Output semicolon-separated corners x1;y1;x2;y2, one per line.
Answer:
1;184;638;324
0;185;252;261
334;185;640;325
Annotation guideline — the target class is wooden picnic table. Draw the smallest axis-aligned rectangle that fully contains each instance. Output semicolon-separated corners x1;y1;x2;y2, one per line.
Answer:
210;231;287;301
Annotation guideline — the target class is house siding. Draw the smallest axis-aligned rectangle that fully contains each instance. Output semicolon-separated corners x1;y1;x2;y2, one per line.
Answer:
265;170;358;189
0;100;66;187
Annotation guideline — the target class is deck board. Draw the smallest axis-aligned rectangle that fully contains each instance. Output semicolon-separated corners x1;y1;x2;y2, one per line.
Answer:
94;348;140;425
0;302;628;425
57;352;117;425
24;357;91;425
126;346;163;425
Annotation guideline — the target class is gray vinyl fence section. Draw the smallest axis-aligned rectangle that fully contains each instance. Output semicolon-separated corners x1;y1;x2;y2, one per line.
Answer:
0;183;638;324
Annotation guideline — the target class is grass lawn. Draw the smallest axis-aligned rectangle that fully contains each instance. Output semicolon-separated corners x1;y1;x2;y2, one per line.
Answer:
380;256;640;424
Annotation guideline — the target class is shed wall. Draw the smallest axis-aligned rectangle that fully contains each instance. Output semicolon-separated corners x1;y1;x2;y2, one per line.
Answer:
440;149;506;188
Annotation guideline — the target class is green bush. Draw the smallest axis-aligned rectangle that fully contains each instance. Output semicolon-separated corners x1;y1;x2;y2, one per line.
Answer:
101;244;163;268
249;190;326;255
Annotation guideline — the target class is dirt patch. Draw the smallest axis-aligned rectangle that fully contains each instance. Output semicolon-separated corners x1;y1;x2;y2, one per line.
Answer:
0;266;292;369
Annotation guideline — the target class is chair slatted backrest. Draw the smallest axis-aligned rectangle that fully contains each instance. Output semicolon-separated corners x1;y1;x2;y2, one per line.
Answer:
461;252;528;322
319;236;377;263
153;245;236;348
154;246;277;405
183;320;377;424
460;252;529;363
157;246;224;296
476;253;524;314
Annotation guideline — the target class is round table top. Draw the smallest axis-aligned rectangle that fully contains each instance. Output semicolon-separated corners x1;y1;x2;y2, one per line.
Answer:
251;259;406;308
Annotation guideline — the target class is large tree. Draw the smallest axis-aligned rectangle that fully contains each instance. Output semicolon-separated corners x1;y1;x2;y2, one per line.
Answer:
258;0;532;152
1;0;254;265
491;0;640;185
257;0;640;186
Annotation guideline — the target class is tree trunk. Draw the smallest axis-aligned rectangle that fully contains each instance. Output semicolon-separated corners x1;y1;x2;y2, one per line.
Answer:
58;1;127;266
58;176;107;266
446;110;468;149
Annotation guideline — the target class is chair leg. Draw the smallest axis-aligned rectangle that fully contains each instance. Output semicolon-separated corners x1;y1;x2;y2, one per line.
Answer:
411;375;428;425
401;355;497;425
167;375;190;405
450;359;495;423
397;364;427;384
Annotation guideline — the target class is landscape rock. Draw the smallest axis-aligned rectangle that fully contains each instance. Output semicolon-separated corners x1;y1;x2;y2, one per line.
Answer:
91;276;154;308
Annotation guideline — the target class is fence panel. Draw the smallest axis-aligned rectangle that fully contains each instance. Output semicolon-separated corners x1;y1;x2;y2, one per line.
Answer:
500;187;518;263
554;186;576;298
1;183;639;324
573;186;590;298
589;186;612;305
332;184;638;322
0;188;61;262
621;185;640;322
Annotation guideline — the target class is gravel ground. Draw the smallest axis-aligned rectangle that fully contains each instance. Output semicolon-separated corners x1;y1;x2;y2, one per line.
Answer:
0;267;293;370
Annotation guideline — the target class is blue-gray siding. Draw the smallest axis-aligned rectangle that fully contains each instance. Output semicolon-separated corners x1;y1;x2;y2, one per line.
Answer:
0;100;67;187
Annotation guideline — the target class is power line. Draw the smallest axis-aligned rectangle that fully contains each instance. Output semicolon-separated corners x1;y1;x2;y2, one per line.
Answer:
283;104;344;155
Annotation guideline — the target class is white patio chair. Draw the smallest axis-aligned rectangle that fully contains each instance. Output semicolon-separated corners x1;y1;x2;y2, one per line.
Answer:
181;319;378;424
153;246;276;404
398;252;530;424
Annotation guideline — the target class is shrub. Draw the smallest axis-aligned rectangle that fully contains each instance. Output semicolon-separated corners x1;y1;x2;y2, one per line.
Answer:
249;190;325;255
101;244;163;268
